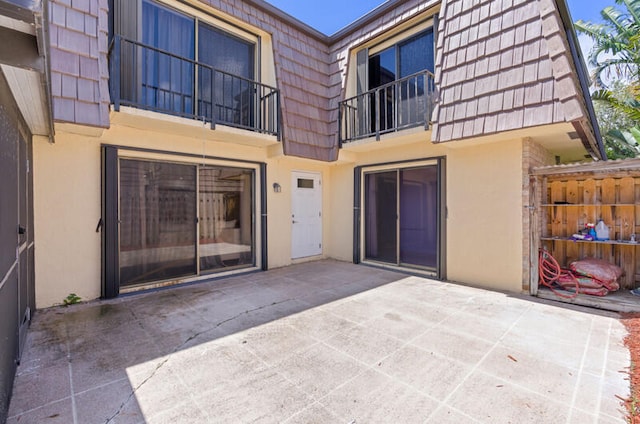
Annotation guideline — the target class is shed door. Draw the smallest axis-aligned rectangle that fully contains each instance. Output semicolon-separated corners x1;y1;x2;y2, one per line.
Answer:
291;172;322;259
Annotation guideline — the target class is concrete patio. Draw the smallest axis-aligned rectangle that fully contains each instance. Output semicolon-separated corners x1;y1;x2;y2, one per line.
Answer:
7;260;630;423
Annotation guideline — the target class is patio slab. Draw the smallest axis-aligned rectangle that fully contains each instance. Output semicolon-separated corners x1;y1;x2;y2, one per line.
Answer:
7;260;630;423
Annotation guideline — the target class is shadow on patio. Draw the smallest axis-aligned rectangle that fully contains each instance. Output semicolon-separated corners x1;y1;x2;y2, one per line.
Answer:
7;260;630;423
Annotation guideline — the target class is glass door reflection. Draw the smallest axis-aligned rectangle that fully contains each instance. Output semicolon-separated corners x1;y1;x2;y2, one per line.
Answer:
198;166;254;272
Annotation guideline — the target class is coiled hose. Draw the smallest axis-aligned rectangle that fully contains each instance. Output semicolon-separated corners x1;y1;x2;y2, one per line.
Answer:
538;248;579;299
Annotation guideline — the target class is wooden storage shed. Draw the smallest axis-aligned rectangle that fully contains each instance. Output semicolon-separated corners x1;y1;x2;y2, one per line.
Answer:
531;159;640;312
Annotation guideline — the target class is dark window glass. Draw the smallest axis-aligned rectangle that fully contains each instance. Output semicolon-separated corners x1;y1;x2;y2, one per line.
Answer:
368;47;397;132
367;29;435;132
199;166;254;272
198;23;255;126
141;0;195;114
399;166;438;268
119;160;197;286
368;47;396;90
399;29;434;77
364;171;397;264
364;165;439;269
198;24;254;79
297;179;314;189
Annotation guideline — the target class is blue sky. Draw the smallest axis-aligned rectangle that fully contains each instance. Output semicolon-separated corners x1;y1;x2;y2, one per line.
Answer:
266;0;613;36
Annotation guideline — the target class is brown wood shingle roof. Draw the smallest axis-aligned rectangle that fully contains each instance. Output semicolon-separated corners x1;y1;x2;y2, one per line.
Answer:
431;0;602;159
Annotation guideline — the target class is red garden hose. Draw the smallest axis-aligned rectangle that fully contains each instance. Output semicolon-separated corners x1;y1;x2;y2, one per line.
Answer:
538;248;579;299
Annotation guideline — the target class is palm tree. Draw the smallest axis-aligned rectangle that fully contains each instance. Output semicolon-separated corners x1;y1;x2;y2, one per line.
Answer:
575;0;640;157
575;0;640;90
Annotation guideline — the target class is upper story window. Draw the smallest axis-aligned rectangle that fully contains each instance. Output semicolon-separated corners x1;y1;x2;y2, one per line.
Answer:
109;0;279;137
340;24;436;144
369;29;434;91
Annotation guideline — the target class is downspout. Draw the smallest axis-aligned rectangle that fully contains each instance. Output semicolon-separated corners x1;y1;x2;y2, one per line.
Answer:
35;0;55;143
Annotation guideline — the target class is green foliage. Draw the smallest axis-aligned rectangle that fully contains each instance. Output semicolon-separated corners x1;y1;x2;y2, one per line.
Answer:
575;0;640;158
574;0;640;89
63;293;82;306
592;81;640;158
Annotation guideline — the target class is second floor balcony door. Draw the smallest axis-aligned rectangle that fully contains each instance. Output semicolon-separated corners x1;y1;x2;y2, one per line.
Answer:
197;23;256;129
368;29;434;134
141;0;195;115
113;0;259;127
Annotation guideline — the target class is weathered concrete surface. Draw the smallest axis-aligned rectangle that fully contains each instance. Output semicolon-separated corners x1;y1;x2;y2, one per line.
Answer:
7;260;630;423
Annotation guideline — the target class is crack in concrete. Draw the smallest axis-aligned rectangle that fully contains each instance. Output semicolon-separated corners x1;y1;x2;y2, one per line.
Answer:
104;298;292;423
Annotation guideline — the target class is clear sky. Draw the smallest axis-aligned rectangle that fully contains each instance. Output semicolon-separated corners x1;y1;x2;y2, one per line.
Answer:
265;0;614;36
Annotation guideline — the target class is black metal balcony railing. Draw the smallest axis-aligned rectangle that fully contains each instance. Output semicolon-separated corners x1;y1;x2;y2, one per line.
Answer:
108;35;280;138
339;70;436;144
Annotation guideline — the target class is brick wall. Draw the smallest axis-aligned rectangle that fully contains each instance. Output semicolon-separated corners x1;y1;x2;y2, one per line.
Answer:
521;138;554;290
49;0;110;127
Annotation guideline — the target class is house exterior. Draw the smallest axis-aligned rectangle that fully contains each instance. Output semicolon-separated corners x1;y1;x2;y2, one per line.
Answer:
0;0;604;417
30;0;603;306
0;0;53;419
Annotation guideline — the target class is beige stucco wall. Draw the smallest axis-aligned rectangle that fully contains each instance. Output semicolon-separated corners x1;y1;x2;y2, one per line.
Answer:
33;112;335;307
333;131;525;293
445;139;524;291
33;133;103;306
34;115;527;307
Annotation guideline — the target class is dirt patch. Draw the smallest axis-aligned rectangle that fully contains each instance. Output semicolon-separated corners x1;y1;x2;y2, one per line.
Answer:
621;313;640;422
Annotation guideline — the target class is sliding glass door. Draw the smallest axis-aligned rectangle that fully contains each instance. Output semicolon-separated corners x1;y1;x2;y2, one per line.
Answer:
364;164;439;270
117;158;255;288
119;160;197;286
364;171;397;263
198;166;254;271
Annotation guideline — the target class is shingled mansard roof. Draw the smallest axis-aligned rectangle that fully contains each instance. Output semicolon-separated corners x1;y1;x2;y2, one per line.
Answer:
430;0;605;159
48;0;605;160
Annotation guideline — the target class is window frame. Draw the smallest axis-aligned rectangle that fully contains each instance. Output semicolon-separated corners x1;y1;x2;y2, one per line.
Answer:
102;145;265;297
141;0;259;79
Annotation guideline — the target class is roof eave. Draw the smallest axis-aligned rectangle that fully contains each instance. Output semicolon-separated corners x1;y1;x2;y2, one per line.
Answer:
554;0;606;160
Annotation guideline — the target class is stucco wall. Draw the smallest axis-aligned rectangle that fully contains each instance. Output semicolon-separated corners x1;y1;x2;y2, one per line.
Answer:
34;132;103;306
445;139;524;291
34;116;337;307
34;119;527;306
332;132;526;293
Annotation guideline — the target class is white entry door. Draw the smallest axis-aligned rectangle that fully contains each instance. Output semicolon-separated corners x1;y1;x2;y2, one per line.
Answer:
291;172;322;259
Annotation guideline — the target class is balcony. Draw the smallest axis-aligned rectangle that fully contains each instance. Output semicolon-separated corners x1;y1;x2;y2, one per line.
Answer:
108;35;280;138
339;70;436;145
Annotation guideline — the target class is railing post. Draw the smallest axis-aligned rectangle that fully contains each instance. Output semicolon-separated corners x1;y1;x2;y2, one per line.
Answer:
424;72;430;131
375;90;380;141
210;69;216;130
338;102;343;148
394;82;399;132
277;89;282;141
254;85;258;133
113;35;121;112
